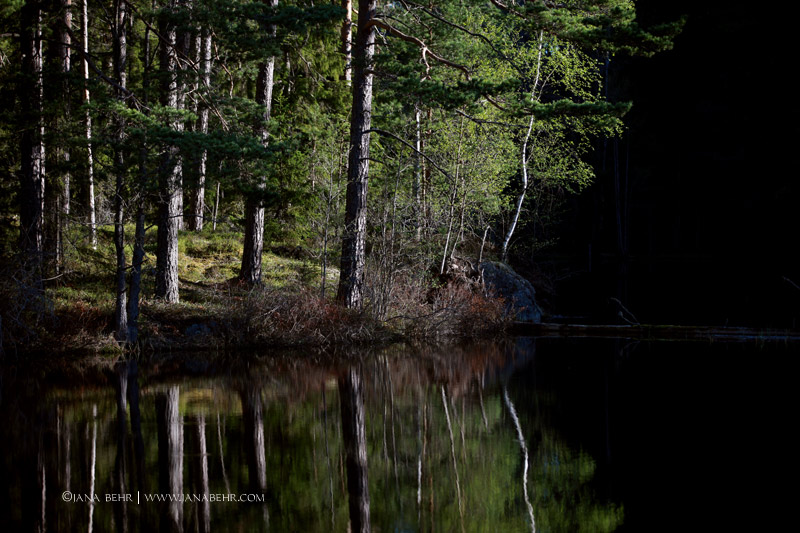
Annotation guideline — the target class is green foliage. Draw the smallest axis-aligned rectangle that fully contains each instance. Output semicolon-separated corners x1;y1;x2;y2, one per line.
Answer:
0;0;677;345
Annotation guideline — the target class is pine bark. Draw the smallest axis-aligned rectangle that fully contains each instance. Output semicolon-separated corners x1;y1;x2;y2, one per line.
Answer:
19;0;46;286
337;0;376;308
186;29;212;231
239;0;278;285
44;0;72;275
127;3;153;341
155;0;183;302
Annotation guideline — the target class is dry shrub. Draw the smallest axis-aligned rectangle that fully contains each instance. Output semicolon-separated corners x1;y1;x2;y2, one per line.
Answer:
0;262;54;355
221;286;392;347
382;274;509;339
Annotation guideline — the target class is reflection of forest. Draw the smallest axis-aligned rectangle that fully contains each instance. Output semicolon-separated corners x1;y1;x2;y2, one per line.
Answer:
0;341;622;532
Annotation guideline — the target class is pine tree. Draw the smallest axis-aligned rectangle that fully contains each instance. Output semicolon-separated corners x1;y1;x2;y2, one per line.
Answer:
18;0;45;287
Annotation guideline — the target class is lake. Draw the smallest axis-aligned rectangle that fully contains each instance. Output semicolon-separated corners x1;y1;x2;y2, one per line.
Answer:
0;337;793;532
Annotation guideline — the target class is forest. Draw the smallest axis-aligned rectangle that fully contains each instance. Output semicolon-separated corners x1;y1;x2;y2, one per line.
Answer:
0;0;685;355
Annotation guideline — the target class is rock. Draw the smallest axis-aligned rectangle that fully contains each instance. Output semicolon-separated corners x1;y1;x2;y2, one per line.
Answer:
479;261;543;323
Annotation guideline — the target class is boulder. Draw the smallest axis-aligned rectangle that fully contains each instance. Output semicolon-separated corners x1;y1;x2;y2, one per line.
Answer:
479;261;543;323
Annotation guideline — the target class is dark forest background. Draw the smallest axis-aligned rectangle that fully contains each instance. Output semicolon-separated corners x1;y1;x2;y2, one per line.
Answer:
547;0;800;327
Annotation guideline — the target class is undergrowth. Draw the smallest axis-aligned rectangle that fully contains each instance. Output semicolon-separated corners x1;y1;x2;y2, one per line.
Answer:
1;226;510;357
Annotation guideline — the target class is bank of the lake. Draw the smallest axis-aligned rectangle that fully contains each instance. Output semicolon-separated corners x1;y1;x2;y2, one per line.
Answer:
1;228;509;358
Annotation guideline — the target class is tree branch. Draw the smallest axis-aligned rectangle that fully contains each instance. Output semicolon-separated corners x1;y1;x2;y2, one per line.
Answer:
365;128;453;180
366;18;471;79
400;0;524;76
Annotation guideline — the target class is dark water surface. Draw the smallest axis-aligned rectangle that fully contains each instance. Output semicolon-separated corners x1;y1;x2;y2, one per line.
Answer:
0;338;793;532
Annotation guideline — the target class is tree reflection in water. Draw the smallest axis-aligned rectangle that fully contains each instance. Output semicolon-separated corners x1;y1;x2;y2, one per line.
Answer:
0;340;625;532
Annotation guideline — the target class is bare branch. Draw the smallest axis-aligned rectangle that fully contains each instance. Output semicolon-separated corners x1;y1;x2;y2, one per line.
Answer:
365;128;453;180
401;0;524;75
366;18;471;79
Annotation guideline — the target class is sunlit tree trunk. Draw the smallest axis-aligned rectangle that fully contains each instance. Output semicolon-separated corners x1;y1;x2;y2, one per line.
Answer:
502;31;544;262
156;0;183;302
60;0;72;224
212;181;220;231
187;29;212;231
81;0;97;250
341;0;352;83
413;104;422;240
240;0;278;284
339;366;371;533
337;0;376;308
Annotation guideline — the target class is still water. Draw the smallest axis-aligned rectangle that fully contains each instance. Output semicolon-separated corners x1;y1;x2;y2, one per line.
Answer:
0;338;793;532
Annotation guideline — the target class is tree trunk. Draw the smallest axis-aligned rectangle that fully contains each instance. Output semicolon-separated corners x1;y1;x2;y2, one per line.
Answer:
126;361;147;495
156;0;183;302
190;415;210;533
240;386;267;494
128;4;152;341
45;0;72;275
186;29;211;231
441;386;464;529
59;0;72;223
339;366;370;533
413;103;422;240
337;0;376;308
341;0;352;83
127;207;145;342
88;404;98;533
113;0;128;341
212;181;220;231
81;0;97;250
19;0;46;286
239;0;278;285
156;387;184;533
503;387;536;533
240;385;269;527
502;31;544;262
113;365;129;532
174;0;195;231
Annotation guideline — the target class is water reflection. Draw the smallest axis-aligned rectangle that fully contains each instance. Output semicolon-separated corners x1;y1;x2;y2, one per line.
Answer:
0;340;627;532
